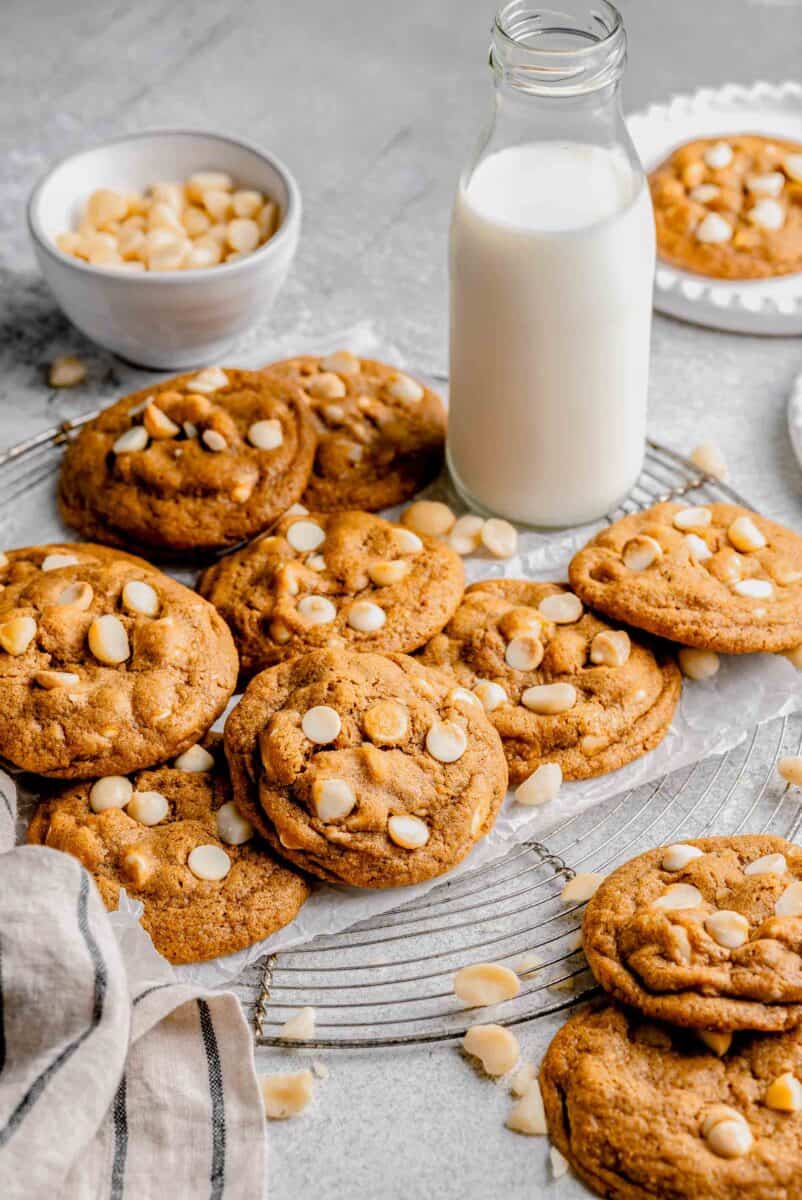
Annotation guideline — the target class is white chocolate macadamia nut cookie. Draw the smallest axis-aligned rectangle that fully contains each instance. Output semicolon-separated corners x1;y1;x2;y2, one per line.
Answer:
198;509;464;677
419;579;680;786
223;648;508;888
27;734;309;963
264;354;446;512
569;501;802;654
583;835;802;1031
0;543;237;778
58;369;316;555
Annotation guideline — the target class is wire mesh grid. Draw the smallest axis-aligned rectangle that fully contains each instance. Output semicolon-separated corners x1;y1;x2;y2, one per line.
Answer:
2;412;795;1049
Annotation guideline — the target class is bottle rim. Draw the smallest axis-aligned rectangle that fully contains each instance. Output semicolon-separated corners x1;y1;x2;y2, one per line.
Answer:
491;1;627;94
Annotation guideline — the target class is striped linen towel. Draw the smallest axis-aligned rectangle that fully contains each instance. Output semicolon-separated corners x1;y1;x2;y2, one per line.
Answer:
0;770;266;1199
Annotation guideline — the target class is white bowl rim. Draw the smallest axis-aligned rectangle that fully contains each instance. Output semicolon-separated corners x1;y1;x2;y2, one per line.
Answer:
27;127;301;285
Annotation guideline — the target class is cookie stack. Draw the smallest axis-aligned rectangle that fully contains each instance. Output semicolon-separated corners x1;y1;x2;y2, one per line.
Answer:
540;835;802;1199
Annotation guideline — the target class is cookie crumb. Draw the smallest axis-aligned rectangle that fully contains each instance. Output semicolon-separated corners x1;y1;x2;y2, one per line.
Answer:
260;1070;314;1119
49;355;86;388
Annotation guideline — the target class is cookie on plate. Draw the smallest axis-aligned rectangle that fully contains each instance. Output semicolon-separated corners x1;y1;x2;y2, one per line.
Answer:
569;501;802;654
223;648;508;888
264;351;446;511
650;133;802;280
27;735;310;964
419;579;680;786
0;543;237;778
198;509;464;677
540;1000;802;1200
583;835;802;1032
58;367;316;555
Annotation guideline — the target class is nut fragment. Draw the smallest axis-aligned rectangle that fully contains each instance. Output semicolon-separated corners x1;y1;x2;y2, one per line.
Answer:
0;615;37;656
313;778;357;821
248;419;283;450
744;852;787;877
89;775;133;813
88;614;130;665
202;429;227;452
302;705;342;744
260;1070;314;1119
426;720;467;763
454;963;520;1007
704;909;749;949
401;500;455;538
143;403;180;439
728;516;766;553
515;763;562;807
560;873;603;903
395;528;423;555
122;580;160;617
678;647;720;680
473;679;508;712
652;882;703;911
702;1106;753;1159
662;843;704;871
57;581;93;609
216;800;254;845
41;553;79;572
550;1146;569;1179
305;371;347;400
279;1007;316;1041
127;790;169;826
521;683;577;715
673;506;712;531
685;533;712;563
368;559;410;586
347;600;386;633
122;849;153;888
387;813;430;849
462;1024;519;1076
733;578;773;600
775;880;802;917
622;534;662;571
112;426;149;454
320;350;360;375
590;629;630;667
174;743;215;772
187;844;231;881
297;595;337;625
34;669;81;690
481;518;518;559
765;1071;802;1112
505;635;544;672
449;514;485;555
387;373;424;403
506;1080;547;1136
690;443;728;480
704;141;733;169
287;520;326;552
779;756;802;786
363;699;409;744
510;1063;537;1096
49;355;86;388
191;366;229;393
539;593;583;624
697;1030;732;1056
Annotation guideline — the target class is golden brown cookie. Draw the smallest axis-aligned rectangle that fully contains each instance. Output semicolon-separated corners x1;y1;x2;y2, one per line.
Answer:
569;502;802;654
418;579;680;786
198;509;464;677
583;835;802;1032
58;367;316;555
27;735;310;964
0;543;237;778
264;351;446;511
650;133;802;279
541;1000;802;1200
223;648;508;888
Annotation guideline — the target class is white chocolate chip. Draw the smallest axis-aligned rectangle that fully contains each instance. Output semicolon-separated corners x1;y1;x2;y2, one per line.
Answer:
401;500;455;538
505;635;544;672
515;762;562;807
41;553;79;572
689;184;721;203
297;595;337;625
143;403;180;440
690;443;728;480
744;852;787;877
733;578;773;600
395;528;424;555
454;962;520;1007
747;171;785;197
510;1063;537;1097
363;699;409;744
287;520;326;552
202;429;227;452
704;909;749;949
560;873;603;903
481;518;518;559
623;534;663;571
260;1070;314;1119
539;592;583;625
590;630;630;668
653;882;703;911
728;515;766;553
448;514;485;556
127;790;169;826
306;372;347;400
285;503;309;517
87;615;130;665
57;581;93;610
313;778;357;821
122;849;153;888
89;775;133;813
703;1108;753;1159
122;579;160;617
302;705;341;744
306;554;327;572
368;560;410;586
112;426;149;454
174;744;215;772
673;506;711;531
279;1007;316;1041
387;373;424;403
248;419;283;450
320;350;360;376
462;1024;519;1076
748;198;785;231
387;813;430;849
506;1080;547;1136
34;669;80;689
216;800;254;845
695;213;733;244
49;355;87;388
191;367;228;393
697;1030;732;1056
775;880;802;917
521;683;577;715
188;844;231;881
765;1071;802;1112
449;687;481;708
347;600;386;633
685;533;712;563
473;679;508;712
704;141;733;168
678;647;720;680
662;843;704;871
785;154;802;182
426;720;467;763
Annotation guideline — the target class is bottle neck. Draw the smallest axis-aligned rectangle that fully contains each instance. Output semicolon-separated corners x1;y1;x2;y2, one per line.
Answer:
491;1;627;98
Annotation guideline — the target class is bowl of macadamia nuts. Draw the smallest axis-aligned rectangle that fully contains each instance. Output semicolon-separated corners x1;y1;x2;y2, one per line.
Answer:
27;130;301;368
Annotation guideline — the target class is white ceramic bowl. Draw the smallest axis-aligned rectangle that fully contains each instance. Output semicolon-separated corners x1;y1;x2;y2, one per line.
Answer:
27;130;301;368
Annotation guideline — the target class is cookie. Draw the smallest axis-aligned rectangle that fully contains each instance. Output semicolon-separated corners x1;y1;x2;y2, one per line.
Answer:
223;648;508;888
650;134;802;279
198;509;464;677
583;835;802;1032
264;351;446;511
0;543;237;778
27;735;310;964
419;579;680;786
58;367;316;555
569;502;802;654
540;1000;802;1200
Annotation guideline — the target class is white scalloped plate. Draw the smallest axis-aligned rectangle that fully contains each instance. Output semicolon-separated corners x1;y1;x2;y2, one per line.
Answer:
627;80;802;335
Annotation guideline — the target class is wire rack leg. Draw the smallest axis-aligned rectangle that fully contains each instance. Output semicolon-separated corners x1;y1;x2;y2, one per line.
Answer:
252;953;278;1039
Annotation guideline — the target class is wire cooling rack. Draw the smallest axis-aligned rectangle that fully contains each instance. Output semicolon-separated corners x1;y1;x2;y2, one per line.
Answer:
3;408;796;1049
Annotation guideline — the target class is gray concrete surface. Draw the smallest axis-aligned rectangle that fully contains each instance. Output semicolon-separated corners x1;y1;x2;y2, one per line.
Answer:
3;0;802;1196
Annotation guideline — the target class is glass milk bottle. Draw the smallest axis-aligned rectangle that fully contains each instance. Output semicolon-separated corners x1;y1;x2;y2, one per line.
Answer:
448;0;654;527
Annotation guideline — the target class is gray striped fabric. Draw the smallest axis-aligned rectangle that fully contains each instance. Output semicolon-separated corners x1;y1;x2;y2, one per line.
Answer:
0;775;265;1200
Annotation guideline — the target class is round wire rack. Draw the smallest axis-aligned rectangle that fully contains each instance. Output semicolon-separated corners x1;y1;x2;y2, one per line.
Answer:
2;409;796;1049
